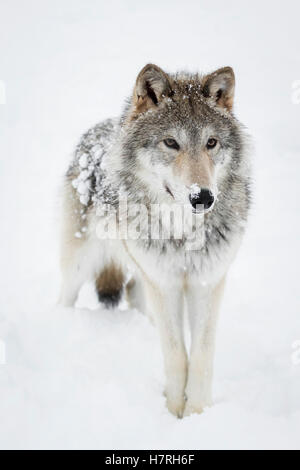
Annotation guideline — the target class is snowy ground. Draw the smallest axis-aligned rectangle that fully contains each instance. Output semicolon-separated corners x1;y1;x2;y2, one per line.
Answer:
1;0;300;449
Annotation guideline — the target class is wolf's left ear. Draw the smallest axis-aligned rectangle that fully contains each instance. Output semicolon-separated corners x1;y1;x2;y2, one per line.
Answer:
133;64;173;114
202;67;235;112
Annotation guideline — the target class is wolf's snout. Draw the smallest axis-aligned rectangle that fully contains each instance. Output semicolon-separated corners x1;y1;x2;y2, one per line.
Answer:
189;188;214;212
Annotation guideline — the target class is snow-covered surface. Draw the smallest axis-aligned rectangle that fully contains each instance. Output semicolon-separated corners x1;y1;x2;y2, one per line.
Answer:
1;0;300;450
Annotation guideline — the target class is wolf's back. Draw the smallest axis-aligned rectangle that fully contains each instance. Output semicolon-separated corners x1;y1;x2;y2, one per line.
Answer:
66;118;119;208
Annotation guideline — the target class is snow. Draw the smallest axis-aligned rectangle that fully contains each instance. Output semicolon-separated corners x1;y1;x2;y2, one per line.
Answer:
0;0;300;450
79;153;88;169
79;194;89;206
189;184;201;197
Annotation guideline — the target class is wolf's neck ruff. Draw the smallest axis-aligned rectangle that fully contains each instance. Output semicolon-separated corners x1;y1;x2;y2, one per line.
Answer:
67;120;250;260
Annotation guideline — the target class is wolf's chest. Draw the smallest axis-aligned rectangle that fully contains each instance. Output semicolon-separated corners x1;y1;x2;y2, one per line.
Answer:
126;226;242;286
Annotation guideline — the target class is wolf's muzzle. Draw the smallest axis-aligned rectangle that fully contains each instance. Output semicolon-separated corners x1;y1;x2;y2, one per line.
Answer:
189;188;214;212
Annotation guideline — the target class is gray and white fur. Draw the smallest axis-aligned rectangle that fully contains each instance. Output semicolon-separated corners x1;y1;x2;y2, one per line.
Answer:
59;64;251;417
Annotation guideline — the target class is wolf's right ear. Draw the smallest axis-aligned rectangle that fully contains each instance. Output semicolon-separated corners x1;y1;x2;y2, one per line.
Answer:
133;64;173;114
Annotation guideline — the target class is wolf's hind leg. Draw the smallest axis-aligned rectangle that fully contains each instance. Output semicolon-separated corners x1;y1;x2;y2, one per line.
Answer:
125;276;146;314
59;232;101;307
59;268;85;307
96;262;125;309
59;253;86;307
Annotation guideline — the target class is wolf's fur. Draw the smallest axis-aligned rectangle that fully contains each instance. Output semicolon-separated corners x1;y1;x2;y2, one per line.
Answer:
59;64;251;417
96;263;124;307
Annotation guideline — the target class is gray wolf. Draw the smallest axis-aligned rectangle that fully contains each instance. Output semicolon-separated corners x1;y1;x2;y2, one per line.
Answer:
59;64;251;417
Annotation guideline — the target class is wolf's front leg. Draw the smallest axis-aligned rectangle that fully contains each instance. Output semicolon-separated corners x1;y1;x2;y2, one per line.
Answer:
184;276;226;416
144;279;187;418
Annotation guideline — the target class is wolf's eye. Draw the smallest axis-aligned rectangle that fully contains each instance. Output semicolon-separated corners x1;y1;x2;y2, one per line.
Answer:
206;138;218;149
163;138;180;150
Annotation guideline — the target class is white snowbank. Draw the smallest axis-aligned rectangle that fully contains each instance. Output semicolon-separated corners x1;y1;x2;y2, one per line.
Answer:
0;0;299;450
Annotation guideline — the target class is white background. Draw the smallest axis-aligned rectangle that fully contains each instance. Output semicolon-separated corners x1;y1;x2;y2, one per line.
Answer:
0;0;300;449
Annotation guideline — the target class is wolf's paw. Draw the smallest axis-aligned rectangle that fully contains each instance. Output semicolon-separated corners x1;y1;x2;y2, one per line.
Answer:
183;399;212;417
183;402;204;417
166;395;186;418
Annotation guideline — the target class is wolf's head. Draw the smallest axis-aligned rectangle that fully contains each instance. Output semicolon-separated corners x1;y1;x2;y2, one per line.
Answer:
119;64;246;214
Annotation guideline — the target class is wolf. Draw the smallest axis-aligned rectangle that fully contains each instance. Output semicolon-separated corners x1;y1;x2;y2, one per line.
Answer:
59;64;251;417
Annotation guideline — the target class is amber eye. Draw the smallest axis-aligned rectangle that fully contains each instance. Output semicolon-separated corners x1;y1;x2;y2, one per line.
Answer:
163;138;180;150
206;138;218;149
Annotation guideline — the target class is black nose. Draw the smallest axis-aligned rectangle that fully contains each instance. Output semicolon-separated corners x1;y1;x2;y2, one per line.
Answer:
189;188;214;211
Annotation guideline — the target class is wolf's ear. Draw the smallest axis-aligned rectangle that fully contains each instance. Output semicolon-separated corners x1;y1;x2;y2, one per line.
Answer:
133;64;173;114
202;67;235;112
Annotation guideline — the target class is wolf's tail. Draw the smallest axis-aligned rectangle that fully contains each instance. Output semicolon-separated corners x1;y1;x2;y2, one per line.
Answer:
96;262;125;308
